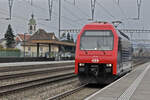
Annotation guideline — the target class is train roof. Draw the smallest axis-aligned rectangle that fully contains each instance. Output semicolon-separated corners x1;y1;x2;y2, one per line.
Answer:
87;22;112;25
83;22;130;40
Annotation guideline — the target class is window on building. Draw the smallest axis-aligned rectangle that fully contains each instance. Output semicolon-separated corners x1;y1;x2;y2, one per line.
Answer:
30;26;32;30
28;47;31;51
34;26;36;31
52;36;55;39
40;47;43;52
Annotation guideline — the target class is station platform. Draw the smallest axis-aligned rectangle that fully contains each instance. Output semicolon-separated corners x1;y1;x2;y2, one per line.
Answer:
85;62;150;100
0;60;74;67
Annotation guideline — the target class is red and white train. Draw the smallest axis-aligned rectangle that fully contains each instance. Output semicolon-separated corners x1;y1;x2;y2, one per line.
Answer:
75;22;132;84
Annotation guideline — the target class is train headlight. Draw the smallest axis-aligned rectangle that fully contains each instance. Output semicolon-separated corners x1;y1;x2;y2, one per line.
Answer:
106;64;112;67
79;63;85;67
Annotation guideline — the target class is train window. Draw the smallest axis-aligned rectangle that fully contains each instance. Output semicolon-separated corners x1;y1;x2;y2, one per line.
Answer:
84;31;112;36
80;30;114;50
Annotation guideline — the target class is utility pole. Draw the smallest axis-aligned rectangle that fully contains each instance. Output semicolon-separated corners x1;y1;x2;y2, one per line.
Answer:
24;33;26;57
117;0;120;5
8;0;14;20
31;0;33;6
137;0;142;20
74;0;76;5
48;0;53;21
58;0;61;38
91;0;96;20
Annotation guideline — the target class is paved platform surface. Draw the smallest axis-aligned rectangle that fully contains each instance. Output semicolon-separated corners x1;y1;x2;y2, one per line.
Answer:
85;62;150;100
0;60;74;67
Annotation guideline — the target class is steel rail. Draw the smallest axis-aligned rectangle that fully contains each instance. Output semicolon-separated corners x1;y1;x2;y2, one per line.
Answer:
46;83;88;100
0;63;74;72
0;73;76;95
46;59;148;100
0;66;74;80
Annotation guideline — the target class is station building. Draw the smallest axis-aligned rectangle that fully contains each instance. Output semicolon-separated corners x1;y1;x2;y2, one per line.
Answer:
15;14;75;58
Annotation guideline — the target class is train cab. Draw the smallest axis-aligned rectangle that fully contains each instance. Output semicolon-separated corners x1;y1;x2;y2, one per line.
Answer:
75;22;132;84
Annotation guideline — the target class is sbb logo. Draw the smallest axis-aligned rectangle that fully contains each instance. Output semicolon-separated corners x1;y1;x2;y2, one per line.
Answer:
91;57;99;63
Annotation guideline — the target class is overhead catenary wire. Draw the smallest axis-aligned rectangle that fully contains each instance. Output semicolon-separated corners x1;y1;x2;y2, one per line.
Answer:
113;0;131;28
0;17;29;37
62;5;87;23
21;0;85;26
96;0;116;19
0;4;58;33
38;22;58;30
0;0;146;34
114;0;143;29
11;0;81;34
64;0;76;6
16;0;60;29
64;0;90;17
22;0;84;23
0;10;9;18
0;8;28;21
113;0;128;20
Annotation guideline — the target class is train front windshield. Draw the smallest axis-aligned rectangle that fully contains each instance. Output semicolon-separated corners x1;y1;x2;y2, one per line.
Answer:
80;30;114;50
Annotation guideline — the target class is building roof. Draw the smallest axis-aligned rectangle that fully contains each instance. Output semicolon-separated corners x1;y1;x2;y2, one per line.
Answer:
16;34;31;42
29;29;58;41
31;40;75;46
21;29;75;47
22;41;48;46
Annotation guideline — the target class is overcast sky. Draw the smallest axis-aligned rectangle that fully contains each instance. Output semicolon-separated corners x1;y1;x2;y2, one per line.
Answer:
0;0;150;40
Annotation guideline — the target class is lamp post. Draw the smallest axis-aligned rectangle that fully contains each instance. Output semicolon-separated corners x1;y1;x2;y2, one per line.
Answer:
24;33;26;57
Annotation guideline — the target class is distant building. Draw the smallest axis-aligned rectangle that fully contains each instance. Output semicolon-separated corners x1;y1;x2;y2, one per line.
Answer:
22;29;75;57
28;14;36;35
0;38;6;48
13;14;75;58
15;33;31;51
22;29;59;57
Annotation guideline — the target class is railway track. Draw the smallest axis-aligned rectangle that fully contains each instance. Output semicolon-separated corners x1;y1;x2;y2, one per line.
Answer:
0;63;76;97
45;59;148;100
0;59;148;99
0;65;74;80
0;72;76;96
0;62;74;72
46;84;88;100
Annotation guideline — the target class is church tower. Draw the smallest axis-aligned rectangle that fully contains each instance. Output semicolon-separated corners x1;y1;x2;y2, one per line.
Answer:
28;14;36;34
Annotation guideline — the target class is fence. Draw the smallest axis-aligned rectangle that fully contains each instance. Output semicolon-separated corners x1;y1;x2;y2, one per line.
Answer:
0;50;21;57
0;50;75;61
